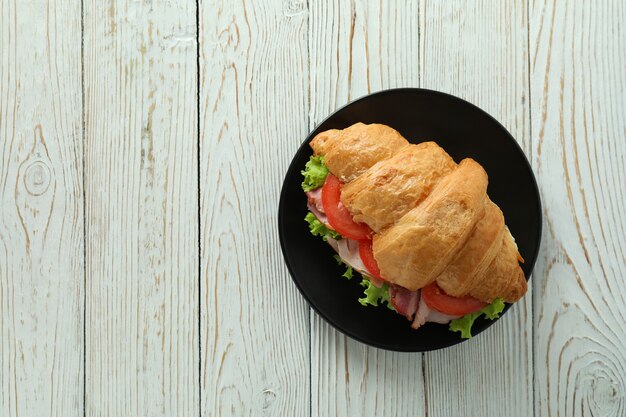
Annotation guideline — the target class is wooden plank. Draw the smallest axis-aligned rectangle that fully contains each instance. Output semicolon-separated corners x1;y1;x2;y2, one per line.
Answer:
199;1;311;416
530;0;626;415
83;1;198;416
309;2;425;417
419;1;534;416
0;0;84;416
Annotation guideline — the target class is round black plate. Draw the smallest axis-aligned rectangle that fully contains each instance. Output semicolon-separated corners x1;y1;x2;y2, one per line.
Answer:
278;88;542;352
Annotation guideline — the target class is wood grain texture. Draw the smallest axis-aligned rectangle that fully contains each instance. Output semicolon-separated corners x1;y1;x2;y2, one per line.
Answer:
530;0;626;415
3;1;626;416
0;1;84;417
0;0;84;416
419;1;534;416
309;2;425;417
83;1;198;416
199;1;311;416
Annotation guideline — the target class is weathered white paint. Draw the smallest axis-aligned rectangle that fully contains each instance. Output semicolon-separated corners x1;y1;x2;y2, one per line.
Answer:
309;2;426;417
0;0;84;416
2;1;625;416
199;1;311;416
419;2;535;416
83;1;198;416
530;0;626;415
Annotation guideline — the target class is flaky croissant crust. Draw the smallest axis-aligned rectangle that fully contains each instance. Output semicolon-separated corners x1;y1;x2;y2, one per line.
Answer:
310;123;527;303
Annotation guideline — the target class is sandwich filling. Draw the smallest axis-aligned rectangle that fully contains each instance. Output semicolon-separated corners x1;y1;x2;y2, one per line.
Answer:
302;152;506;338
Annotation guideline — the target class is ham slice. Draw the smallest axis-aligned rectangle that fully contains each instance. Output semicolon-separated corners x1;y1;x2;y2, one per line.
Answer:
327;238;369;276
308;202;330;227
326;235;461;329
307;188;332;228
306;189;325;213
411;296;461;329
389;286;419;320
326;238;384;288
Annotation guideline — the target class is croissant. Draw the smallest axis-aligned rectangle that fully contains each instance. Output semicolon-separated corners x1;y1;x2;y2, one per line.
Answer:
435;201;505;298
310;122;409;182
342;142;457;232
373;159;489;291
308;123;526;305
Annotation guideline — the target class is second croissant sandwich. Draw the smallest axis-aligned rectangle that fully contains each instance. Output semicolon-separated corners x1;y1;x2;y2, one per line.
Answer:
302;122;527;338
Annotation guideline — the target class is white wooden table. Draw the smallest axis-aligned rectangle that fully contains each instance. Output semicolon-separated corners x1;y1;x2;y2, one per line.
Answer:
1;1;625;416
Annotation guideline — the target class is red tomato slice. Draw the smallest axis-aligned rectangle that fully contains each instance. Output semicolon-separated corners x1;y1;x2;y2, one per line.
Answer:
358;239;384;280
321;174;372;240
422;283;487;316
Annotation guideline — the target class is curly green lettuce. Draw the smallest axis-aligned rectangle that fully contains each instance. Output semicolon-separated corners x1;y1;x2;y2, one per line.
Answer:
359;279;395;311
449;298;506;339
334;254;394;311
333;255;354;279
301;155;329;192
305;212;341;241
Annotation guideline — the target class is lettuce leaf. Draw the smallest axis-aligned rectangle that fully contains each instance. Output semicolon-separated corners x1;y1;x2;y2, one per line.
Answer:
448;314;480;339
481;297;506;319
358;278;395;311
301;155;329;192
333;255;394;310
449;298;506;339
333;255;353;279
305;212;341;241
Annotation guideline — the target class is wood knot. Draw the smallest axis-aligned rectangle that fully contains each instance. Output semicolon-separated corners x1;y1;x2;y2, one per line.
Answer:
217;19;240;52
14;126;56;254
284;0;307;17
262;389;276;409
581;362;625;416
23;160;52;196
590;376;622;411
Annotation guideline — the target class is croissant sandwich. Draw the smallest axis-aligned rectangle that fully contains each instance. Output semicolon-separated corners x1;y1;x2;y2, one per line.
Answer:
302;122;527;338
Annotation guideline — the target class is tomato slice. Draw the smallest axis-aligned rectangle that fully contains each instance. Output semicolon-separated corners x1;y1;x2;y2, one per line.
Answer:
321;174;372;240
358;239;384;280
421;283;487;316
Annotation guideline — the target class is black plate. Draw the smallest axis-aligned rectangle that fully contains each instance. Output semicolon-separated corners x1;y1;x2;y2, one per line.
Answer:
278;88;542;352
